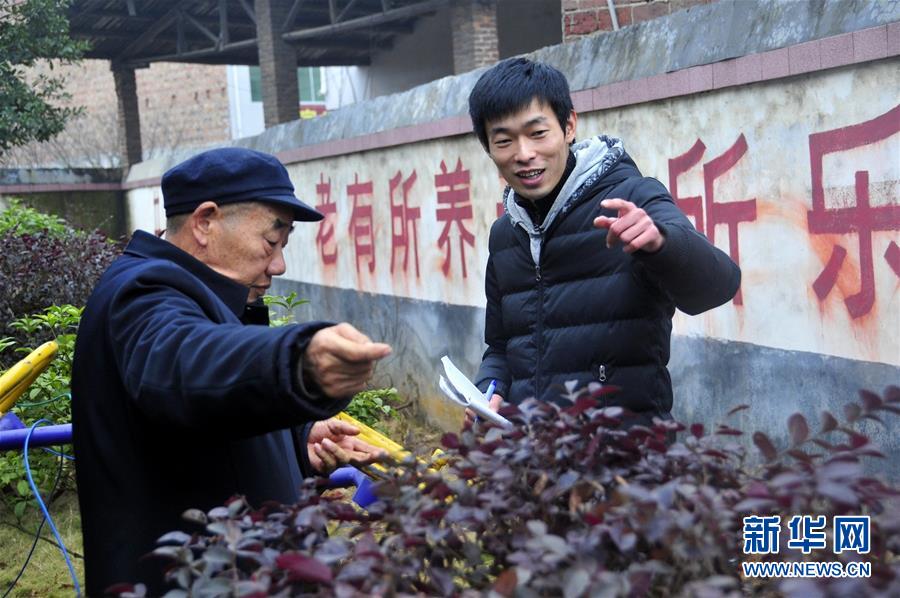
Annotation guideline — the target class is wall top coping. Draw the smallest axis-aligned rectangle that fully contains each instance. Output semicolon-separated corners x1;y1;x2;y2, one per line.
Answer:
1;0;896;191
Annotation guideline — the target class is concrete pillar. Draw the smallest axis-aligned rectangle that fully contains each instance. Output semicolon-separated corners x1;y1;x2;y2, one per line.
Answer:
111;64;143;166
255;0;299;128
451;0;499;74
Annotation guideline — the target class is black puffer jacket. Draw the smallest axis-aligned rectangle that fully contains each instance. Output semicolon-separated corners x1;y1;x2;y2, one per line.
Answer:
475;136;740;418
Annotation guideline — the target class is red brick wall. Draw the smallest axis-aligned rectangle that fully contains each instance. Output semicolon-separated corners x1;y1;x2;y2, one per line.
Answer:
135;62;231;157
563;0;714;41
451;0;500;74
2;59;231;167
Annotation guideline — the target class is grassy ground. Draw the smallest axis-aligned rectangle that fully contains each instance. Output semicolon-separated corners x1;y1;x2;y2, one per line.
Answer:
0;491;84;597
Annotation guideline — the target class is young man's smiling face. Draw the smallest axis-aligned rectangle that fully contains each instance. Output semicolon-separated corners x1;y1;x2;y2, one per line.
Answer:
485;98;577;203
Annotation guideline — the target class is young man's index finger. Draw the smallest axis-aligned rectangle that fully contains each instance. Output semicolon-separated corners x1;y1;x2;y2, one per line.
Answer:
600;198;634;214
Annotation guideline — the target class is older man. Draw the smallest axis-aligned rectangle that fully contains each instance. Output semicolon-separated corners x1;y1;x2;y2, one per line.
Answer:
72;148;391;594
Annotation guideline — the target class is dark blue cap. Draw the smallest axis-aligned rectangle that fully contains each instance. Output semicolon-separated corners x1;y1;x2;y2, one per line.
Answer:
162;148;323;222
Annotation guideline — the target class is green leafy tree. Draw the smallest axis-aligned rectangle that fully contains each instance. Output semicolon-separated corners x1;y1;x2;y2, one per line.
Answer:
0;0;87;153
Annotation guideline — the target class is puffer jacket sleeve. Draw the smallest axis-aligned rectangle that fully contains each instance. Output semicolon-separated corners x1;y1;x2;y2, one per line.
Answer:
107;263;349;437
630;178;741;315
475;251;510;398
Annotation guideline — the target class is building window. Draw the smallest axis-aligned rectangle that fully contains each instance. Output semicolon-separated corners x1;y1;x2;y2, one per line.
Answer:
299;67;324;103
248;66;323;103
249;66;262;102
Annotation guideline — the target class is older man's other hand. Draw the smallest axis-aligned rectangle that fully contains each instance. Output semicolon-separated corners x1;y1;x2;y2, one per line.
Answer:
302;323;392;399
307;418;387;474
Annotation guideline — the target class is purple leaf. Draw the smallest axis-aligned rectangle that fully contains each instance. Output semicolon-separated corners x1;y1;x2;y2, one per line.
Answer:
275;552;333;584
753;432;778;461
429;566;455;595
844;403;862;423
884;385;900;403
816;481;859;507
786;449;812;463
727;404;750;416
787;413;809;444
848;432;869;449
156;531;191;545
715;425;743;436
733;498;776;512
770;472;805;489
820;411;838;433
811;438;835;451
853;447;885;459
492;569;517;597
858;389;883;411
563;396;598;416
647;438;668;453
745;481;770;498
820;460;861;481
702;449;729;460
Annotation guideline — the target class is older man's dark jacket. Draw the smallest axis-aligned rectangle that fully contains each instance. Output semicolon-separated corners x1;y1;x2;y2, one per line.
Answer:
72;230;347;595
475;136;741;419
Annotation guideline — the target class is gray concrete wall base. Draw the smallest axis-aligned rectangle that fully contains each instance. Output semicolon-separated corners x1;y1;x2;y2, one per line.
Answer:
671;336;899;478
271;279;487;432
273;280;899;478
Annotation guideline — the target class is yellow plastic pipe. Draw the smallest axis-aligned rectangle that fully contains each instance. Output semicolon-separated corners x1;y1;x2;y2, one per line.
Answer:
0;341;58;416
335;411;446;479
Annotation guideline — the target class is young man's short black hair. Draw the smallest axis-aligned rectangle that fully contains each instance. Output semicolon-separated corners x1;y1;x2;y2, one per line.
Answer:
467;57;573;150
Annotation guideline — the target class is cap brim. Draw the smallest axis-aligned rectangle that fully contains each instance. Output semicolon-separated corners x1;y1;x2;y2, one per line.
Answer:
257;194;324;222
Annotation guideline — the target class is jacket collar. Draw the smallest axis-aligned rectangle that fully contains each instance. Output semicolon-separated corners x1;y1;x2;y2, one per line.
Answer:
124;230;250;317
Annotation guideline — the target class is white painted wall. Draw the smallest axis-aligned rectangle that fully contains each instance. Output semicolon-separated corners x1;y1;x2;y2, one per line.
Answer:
226;65;265;140
130;60;900;369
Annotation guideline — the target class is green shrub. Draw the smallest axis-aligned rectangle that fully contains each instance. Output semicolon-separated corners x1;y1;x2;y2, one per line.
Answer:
0;199;69;237
346;388;400;432
263;291;309;328
0;305;81;519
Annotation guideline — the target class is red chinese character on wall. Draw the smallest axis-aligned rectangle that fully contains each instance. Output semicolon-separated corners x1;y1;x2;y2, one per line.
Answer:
314;173;338;266
807;105;900;319
347;173;375;275
389;170;421;277
669;134;758;305
435;158;475;278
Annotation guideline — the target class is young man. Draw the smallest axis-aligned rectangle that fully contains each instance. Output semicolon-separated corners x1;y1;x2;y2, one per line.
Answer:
72;148;392;594
467;58;740;424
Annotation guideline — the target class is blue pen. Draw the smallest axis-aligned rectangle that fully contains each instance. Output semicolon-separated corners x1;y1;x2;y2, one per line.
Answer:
484;379;497;400
475;379;497;423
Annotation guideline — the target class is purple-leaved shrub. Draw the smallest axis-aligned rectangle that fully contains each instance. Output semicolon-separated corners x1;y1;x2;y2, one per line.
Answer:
119;386;899;597
0;230;121;365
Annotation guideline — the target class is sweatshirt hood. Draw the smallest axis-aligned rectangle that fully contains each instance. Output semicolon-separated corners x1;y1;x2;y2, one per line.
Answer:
503;135;627;265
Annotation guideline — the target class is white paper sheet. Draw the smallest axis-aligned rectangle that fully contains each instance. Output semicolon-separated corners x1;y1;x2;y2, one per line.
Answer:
439;356;512;428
